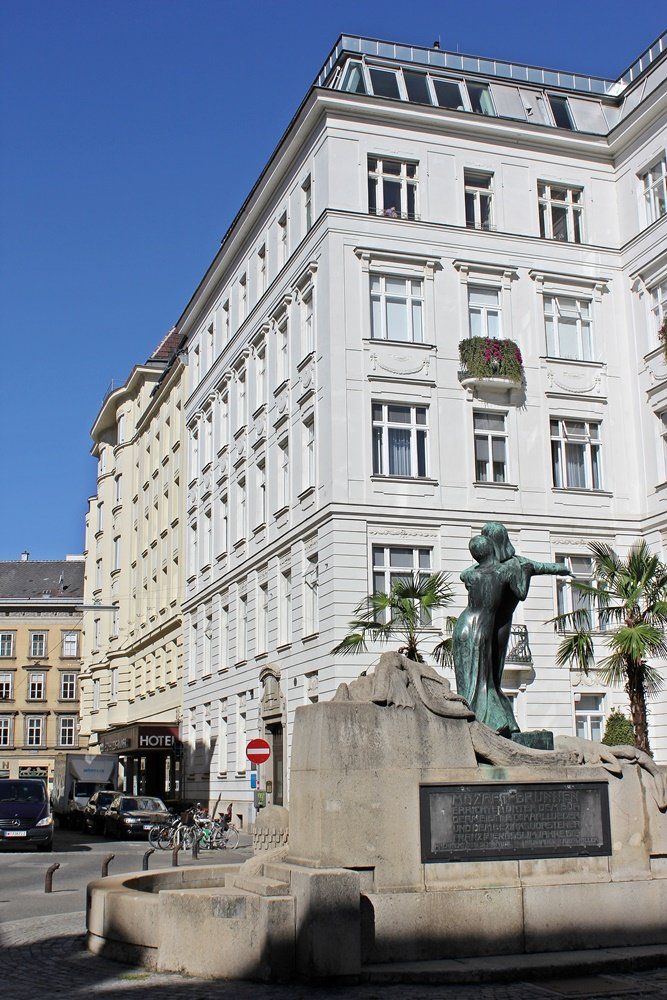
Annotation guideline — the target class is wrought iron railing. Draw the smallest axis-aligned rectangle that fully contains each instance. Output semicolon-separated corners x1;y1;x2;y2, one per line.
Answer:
505;624;532;665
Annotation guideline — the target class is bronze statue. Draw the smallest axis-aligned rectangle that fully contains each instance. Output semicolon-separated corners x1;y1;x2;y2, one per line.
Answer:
453;522;570;735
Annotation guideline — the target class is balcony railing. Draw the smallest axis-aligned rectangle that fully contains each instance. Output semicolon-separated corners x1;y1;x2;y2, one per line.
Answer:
505;624;533;665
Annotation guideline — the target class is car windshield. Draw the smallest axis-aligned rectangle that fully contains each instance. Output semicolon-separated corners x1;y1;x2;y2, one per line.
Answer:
119;798;138;812
136;798;166;812
0;781;46;803
94;793;115;807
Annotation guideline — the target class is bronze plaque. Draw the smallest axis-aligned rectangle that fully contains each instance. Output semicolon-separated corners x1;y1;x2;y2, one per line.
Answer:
420;781;611;863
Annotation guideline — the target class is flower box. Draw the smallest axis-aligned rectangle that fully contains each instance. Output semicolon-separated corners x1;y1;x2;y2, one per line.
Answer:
458;337;524;385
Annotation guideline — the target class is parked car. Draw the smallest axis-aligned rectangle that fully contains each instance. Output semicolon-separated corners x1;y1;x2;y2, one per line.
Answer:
0;778;53;851
103;795;172;839
83;789;119;835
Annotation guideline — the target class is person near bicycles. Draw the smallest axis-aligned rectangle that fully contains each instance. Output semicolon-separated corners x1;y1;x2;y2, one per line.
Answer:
220;802;233;832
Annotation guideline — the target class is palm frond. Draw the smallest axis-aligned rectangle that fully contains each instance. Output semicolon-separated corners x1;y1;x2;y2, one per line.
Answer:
554;630;594;671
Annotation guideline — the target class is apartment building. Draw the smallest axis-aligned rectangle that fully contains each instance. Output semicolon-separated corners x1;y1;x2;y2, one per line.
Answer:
79;331;186;801
0;553;85;783
170;31;667;822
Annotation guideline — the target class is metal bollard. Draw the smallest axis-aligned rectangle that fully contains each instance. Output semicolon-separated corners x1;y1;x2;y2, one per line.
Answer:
171;844;180;867
142;848;155;871
44;863;60;893
101;853;115;878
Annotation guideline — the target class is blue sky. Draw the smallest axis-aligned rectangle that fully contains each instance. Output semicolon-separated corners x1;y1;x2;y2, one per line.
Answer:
0;1;664;560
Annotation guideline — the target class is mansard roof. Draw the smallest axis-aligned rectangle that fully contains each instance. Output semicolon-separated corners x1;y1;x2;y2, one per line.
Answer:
0;559;84;601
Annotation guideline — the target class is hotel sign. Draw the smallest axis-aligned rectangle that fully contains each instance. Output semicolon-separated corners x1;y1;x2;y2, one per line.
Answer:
99;724;181;754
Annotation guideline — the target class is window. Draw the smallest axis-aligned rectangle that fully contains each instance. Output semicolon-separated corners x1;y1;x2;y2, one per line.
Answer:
302;416;315;492
278;437;290;509
550;418;602;490
574;694;605;742
464;171;493;229
96;501;104;532
468;286;501;339
0;633;14;658
548;94;575;130
279;567;292;646
0;672;13;700
236;694;247;774
341;60;366;94
28;672;45;700
117;413;126;444
432;77;465;110
114;474;123;504
556;553;602;631
239;273;247;324
641;157;667;225
467;82;495;116
474;412;508;483
237;478;247;541
26;717;44;747
276;314;289;385
203;508;213;566
95;558;103;589
372;546;431;622
93;677;100;711
402;70;430;104
651;281;667;345
278;212;288;267
203;607;213;676
237;593;247;661
222;299;230;344
30;632;47;658
219;601;229;669
370;275;423;342
113;536;121;571
93;618;101;650
188;520;198;575
110;666;119;700
660;413;667;480
302;175;312;232
257;244;267;295
217;700;228;773
0;717;12;747
58;717;76;747
372;403;428;478
368;157;418;219
257;581;269;654
256;458;267;525
237;371;247;429
255;346;267;409
304;552;319;636
538;183;583;243
301;290;314;356
368;66;401;99
544;295;593;361
60;672;76;700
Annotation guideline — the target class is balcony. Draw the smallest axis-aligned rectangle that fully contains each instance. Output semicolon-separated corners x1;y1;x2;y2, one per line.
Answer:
505;624;533;666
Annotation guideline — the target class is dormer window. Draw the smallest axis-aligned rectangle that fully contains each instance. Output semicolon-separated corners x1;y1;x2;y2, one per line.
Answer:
548;94;575;130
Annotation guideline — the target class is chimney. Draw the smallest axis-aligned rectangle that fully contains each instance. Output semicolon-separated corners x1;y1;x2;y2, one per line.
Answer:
433;39;440;49
20;551;29;561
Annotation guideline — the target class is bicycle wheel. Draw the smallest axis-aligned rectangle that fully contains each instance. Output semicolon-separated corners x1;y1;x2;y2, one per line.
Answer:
179;826;196;850
224;825;239;850
157;825;175;850
148;825;164;849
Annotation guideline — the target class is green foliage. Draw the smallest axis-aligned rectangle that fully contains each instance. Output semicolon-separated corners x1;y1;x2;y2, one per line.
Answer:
332;572;455;664
549;539;667;755
601;708;635;747
458;337;524;384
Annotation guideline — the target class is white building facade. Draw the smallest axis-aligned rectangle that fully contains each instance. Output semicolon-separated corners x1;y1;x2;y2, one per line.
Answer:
175;33;667;822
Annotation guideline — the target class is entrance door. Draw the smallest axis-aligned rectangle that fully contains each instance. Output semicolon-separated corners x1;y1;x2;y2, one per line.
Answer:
267;723;283;806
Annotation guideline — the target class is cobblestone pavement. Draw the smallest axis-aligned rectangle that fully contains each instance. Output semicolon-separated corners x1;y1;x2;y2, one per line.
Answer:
1;912;666;1000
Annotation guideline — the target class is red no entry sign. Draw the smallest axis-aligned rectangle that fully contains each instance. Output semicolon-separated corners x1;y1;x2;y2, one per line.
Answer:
246;738;271;764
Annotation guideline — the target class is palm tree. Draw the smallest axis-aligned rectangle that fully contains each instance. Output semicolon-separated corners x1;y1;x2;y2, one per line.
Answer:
332;571;456;664
550;540;667;755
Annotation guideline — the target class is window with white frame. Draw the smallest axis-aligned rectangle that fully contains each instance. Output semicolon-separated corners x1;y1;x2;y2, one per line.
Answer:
219;601;229;669
368;157;418;219
203;508;213;566
114;474;122;504
278;436;290;509
464;170;493;229
257;244;267;296
203;606;213;676
278;211;288;267
236;693;247;773
0;633;14;658
650;280;667;347
237;592;248;662
236;477;247;541
58;716;76;747
216;492;228;557
117;412;126;444
28;672;45;701
0;716;12;746
574;693;605;741
556;553;603;632
239;273;247;324
95;558;103;589
61;630;79;659
0;672;13;700
302;415;315;492
255;346;267;410
276;313;289;385
113;535;121;571
550;418;602;491
467;81;495;115
301;289;314;357
473;412;508;483
203;703;211;749
111;605;119;637
257;580;269;654
92;677;100;711
222;299;230;344
110;666;119;700
372;546;432;622
236;370;247;430
93;617;101;650
659;412;667;481
60;672;76;700
370;274;423;342
256;458;267;526
641;156;667;226
302;175;312;232
204;410;213;465
30;632;47;658
279;567;292;646
468;286;501;339
96;501;104;532
188;520;198;575
372;403;428;478
544;295;593;361
303;552;319;636
217;700;228;773
538;182;583;243
26;716;44;747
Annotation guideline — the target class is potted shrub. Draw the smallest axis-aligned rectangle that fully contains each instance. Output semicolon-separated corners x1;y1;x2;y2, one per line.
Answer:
458;337;524;385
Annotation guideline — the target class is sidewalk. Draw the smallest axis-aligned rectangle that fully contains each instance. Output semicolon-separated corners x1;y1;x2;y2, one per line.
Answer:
1;909;666;999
